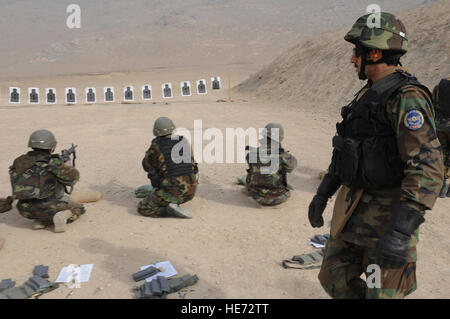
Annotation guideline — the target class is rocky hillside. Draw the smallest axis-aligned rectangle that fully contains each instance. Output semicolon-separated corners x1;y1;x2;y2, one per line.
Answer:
236;0;450;114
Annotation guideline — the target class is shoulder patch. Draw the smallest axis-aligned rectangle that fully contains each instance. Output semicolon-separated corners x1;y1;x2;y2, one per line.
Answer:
404;109;424;130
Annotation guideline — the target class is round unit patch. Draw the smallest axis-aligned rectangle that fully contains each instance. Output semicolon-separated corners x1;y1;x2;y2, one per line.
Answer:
404;109;424;130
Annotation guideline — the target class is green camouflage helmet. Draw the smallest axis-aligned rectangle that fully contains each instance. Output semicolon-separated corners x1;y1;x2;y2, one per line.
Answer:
345;12;408;53
262;122;284;143
28;129;57;150
153;117;176;137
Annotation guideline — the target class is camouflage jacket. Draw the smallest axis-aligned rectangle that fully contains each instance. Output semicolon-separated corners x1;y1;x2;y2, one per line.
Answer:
343;67;444;211
9;150;80;200
245;143;297;196
142;135;198;189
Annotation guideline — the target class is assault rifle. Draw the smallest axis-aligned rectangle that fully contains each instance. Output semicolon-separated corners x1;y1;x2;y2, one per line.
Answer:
60;144;77;167
60;144;77;194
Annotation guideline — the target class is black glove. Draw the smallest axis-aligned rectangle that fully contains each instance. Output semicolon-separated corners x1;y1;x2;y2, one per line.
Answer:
308;173;341;228
375;203;425;269
309;195;328;227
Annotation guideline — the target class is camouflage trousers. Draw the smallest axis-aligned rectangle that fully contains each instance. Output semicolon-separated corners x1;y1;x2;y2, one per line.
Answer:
137;178;197;218
437;131;450;175
17;195;86;225
247;186;291;206
318;201;419;299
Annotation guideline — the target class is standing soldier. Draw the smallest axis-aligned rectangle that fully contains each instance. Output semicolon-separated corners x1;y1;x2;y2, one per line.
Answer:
9;130;85;233
433;79;450;197
245;123;297;206
138;117;198;218
307;13;444;299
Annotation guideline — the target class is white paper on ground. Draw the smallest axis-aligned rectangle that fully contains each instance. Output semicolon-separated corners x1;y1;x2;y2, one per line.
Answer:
55;264;94;283
140;261;178;282
308;240;326;248
79;264;94;282
55;266;74;283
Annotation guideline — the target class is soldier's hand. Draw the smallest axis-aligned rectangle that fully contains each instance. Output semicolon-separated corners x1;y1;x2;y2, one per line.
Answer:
63;157;73;167
375;203;425;269
308;195;327;228
375;230;409;269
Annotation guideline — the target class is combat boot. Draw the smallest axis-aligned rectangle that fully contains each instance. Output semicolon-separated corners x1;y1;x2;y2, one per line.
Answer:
53;211;72;233
166;204;192;219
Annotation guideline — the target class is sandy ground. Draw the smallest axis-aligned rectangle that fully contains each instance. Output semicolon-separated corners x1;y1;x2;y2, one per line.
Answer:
0;67;449;299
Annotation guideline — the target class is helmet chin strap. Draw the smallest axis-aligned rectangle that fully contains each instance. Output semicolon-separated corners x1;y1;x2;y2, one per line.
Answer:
357;46;370;81
358;56;368;81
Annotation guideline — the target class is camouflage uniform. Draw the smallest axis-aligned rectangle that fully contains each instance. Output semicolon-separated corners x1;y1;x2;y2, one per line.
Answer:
245;142;297;206
433;79;450;177
138;136;198;217
309;13;444;299
9;150;85;225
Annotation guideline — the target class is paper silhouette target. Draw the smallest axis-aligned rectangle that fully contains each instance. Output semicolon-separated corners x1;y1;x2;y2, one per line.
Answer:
124;86;135;101
46;88;57;104
162;83;173;99
142;85;152;100
197;79;207;95
211;76;221;90
104;87;115;102
28;88;40;104
85;88;97;103
9;87;20;104
180;81;192;97
65;88;77;104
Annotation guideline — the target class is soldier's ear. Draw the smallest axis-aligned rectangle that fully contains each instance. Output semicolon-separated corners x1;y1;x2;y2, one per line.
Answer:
369;49;383;62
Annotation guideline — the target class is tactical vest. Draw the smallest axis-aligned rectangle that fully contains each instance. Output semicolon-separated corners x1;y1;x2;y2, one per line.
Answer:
9;152;62;200
437;78;450;121
156;136;196;178
329;70;431;190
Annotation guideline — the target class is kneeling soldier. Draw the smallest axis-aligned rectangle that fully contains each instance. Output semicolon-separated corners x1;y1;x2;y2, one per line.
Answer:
9;130;85;232
138;117;198;218
245;122;297;206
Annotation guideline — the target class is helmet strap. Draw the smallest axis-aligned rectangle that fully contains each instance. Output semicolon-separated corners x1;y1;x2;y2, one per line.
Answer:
358;47;368;81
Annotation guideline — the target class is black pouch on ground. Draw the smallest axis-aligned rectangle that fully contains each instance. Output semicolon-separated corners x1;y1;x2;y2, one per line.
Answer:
25;275;51;292
33;265;50;279
132;266;160;282
0;279;16;291
134;274;199;299
0;196;14;214
168;274;199;292
136;276;172;299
